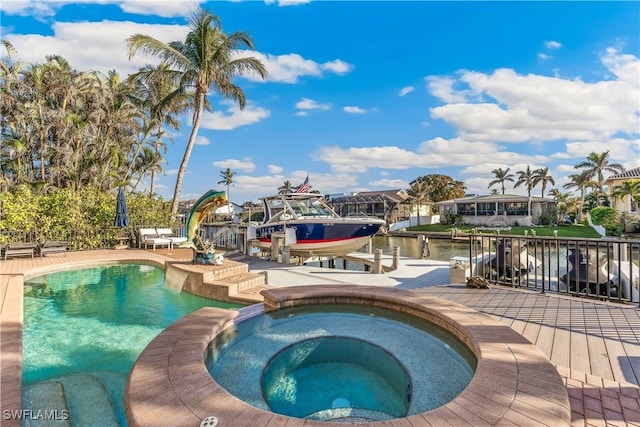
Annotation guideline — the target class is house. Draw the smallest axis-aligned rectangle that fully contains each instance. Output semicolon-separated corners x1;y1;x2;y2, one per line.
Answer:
436;194;557;227
329;189;411;224
604;166;640;234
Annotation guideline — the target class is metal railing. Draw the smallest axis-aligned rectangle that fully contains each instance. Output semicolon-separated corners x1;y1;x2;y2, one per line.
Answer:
466;234;640;306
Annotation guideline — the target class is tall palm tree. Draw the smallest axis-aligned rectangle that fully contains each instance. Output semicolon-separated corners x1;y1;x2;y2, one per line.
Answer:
128;62;187;197
532;167;555;198
563;171;596;222
278;180;294;194
218;168;235;218
574;151;625;196
126;7;268;216
407;179;430;226
514;165;536;215
488;167;514;195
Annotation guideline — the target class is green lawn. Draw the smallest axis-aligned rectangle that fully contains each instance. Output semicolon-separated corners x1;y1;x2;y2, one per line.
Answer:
407;224;602;238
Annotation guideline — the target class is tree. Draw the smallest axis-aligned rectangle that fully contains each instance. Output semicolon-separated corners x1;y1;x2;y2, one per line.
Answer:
612;180;640;212
407;179;430;226
574;151;625;197
217;168;235;218
126;7;267;216
563;171;595;222
127;62;187;197
532;167;555;198
488;167;514;195
514;165;536;215
409;174;466;203
278;180;294;194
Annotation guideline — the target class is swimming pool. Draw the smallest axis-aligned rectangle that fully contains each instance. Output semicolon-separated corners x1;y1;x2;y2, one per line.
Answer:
22;263;242;426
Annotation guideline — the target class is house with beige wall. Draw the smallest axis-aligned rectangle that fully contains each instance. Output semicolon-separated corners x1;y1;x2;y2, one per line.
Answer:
436;194;556;227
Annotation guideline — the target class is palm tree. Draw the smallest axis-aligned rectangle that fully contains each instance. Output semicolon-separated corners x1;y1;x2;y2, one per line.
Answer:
217;168;235;218
514;165;536;215
532;167;555;198
128;62;187;197
127;7;267;216
278;180;294;194
488;167;514;195
612;180;640;212
574;151;625;197
407;179;430;226
563;171;594;220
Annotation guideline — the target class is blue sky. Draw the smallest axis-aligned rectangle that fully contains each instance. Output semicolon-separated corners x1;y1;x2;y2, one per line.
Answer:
2;1;639;205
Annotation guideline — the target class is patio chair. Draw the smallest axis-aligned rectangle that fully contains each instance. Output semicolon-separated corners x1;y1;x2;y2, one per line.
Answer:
156;228;188;248
138;228;172;251
38;240;69;257
4;242;37;260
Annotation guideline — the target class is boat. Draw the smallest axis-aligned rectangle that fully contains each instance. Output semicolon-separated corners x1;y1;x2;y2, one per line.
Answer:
248;193;386;257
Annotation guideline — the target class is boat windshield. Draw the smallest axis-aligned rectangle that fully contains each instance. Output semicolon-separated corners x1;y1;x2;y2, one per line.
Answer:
290;200;331;217
263;196;335;221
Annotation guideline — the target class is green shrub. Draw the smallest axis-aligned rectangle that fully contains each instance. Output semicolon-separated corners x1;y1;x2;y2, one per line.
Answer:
0;187;174;248
589;206;622;236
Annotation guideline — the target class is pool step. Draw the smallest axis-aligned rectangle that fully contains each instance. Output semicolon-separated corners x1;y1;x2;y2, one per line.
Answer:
23;374;119;427
22;381;71;427
202;271;268;303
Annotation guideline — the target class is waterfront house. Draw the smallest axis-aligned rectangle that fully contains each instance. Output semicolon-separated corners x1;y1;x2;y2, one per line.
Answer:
605;166;640;234
436;194;556;227
329;189;412;225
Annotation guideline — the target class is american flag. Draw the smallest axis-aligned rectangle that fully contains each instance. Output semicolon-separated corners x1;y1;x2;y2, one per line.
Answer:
294;175;310;193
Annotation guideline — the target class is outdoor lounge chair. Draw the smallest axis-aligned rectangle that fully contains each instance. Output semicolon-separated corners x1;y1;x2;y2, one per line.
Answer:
156;228;188;248
38;240;69;257
138;228;172;251
4;242;37;260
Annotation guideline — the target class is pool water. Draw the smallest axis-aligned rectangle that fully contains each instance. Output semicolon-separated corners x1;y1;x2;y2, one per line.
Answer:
23;264;242;426
262;336;412;420
207;304;476;422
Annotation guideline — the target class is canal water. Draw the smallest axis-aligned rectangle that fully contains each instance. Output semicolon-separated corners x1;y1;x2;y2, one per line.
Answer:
367;235;469;261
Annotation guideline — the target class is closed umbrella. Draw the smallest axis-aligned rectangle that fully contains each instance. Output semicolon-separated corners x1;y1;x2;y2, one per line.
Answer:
114;187;130;227
114;187;130;248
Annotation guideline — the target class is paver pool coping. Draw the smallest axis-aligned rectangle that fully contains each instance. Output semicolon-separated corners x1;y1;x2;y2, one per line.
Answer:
125;285;571;426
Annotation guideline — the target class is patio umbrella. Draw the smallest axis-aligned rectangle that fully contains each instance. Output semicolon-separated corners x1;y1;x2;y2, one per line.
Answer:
114;187;130;227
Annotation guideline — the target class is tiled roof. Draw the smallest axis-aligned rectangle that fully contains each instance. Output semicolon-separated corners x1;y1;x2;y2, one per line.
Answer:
605;166;640;181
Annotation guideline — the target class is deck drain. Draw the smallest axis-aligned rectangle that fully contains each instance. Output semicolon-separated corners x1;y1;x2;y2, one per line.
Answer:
200;416;218;427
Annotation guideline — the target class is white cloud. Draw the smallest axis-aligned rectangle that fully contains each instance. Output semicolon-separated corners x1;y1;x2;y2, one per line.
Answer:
343;106;367;114
240;52;353;84
200;104;270;130
427;50;640;144
5;20;352;85
119;1;203;17
212;158;256;172
399;86;414;96
165;169;179;175
264;0;311;5
538;53;552;61
425;75;468;103
268;164;283;174
3;20;188;76
370;178;409;188
545;40;562;50
316;138;549;174
296;98;331;111
194;136;210;146
321;59;352;74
